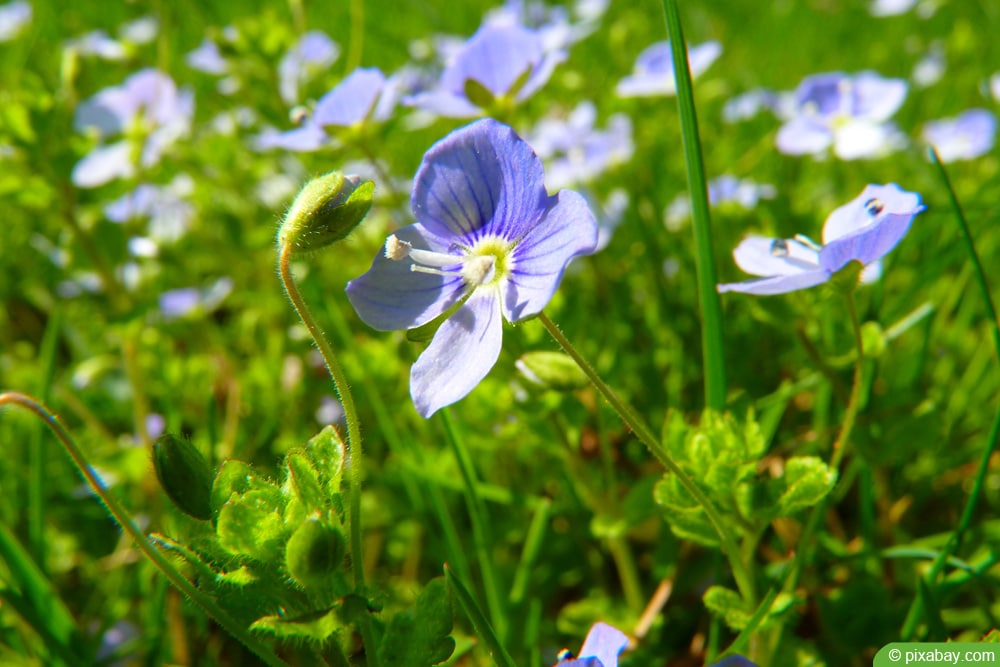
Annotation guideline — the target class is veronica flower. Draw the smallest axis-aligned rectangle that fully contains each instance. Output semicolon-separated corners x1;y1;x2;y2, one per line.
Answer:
347;119;597;417
104;175;195;242
665;175;775;230
405;23;565;118
65;30;127;60
723;88;780;123
72;69;193;188
555;623;628;667
159;277;233;320
709;658;759;667
0;0;31;42
485;0;605;50
922;109;997;162
776;71;907;160
257;67;401;152
187;38;229;75
616;40;721;98
718;184;925;295
528;101;633;190
278;30;339;105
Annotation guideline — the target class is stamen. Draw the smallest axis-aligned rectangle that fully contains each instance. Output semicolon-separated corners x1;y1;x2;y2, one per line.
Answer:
793;234;823;251
555;649;575;662
770;239;789;256
864;198;885;217
384;234;411;260
461;255;496;286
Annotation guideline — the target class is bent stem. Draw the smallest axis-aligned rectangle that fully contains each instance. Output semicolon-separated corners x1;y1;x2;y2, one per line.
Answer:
277;244;380;667
0;392;289;667
536;312;755;603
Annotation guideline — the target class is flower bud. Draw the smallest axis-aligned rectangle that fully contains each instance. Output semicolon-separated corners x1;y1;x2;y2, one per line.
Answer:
285;517;346;589
153;434;214;520
515;351;588;392
278;171;374;253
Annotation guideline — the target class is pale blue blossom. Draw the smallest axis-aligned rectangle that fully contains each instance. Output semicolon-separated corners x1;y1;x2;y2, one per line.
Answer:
405;23;565;118
776;71;907;160
718;184;924;295
73;69;193;188
528;101;633;190
347;119;597;417
278;30;339;105
555;622;628;667
0;0;31;42
922;109;997;162
616;40;721;98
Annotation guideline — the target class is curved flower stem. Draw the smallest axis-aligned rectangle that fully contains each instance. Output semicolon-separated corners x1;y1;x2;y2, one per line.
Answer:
277;244;380;667
0;392;289;667
536;312;755;603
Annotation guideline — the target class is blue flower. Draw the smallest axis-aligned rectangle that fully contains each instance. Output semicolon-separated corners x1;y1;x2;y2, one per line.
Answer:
405;23;565;118
616;40;721;98
775;71;907;160
278;30;339;105
72;69;193;188
718;184;925;295
346;119;597;417
0;1;31;42
555;622;629;667
922;109;997;162
528;101;633;189
258;67;402;152
708;657;758;667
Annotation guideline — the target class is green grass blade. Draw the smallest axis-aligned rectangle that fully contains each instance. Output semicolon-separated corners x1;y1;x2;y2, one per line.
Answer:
900;149;1000;639
445;565;519;667
661;0;727;409
0;523;84;664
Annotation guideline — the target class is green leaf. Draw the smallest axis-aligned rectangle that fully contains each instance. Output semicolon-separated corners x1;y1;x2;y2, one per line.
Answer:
378;577;456;667
306;426;346;501
250;607;342;643
772;456;837;517
703;585;750;631
653;475;720;547
217;490;287;562
285;518;346;590
285;449;325;514
211;460;276;513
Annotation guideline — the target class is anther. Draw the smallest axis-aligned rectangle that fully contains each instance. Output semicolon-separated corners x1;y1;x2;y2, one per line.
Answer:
864;198;885;217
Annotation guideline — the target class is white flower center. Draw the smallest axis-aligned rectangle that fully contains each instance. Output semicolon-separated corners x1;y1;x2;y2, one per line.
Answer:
384;234;515;289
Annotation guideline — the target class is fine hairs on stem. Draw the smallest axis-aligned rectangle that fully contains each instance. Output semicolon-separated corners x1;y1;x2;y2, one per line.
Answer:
0;392;290;667
277;242;382;667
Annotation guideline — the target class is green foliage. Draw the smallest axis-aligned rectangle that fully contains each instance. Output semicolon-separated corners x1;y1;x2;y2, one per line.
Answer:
378;578;456;667
655;410;836;546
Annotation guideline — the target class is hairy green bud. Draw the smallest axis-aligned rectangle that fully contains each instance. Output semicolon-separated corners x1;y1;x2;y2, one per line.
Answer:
285;517;346;588
515;351;588;391
153;434;214;520
278;171;374;253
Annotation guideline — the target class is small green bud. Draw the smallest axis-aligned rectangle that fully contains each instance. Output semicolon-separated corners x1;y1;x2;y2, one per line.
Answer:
860;321;886;357
153;434;214;520
515;351;589;391
285;517;346;588
278;171;374;253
